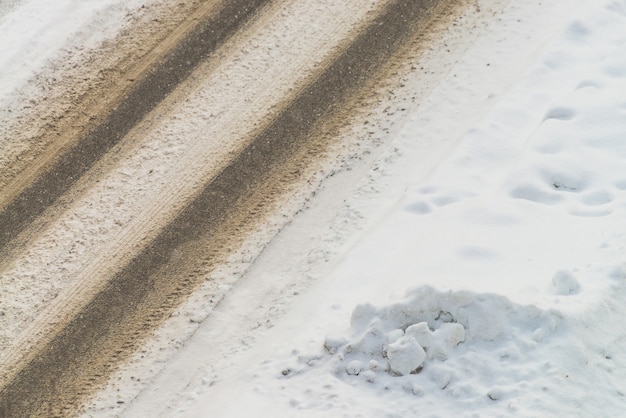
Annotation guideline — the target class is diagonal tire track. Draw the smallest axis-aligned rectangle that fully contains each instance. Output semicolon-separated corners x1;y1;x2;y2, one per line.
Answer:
0;0;270;255
0;0;464;416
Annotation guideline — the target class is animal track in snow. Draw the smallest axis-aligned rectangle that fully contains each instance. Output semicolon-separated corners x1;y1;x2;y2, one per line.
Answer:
405;186;474;215
543;106;576;122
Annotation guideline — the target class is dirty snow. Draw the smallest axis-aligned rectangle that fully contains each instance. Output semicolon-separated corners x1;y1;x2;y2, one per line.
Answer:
0;0;153;106
0;0;384;358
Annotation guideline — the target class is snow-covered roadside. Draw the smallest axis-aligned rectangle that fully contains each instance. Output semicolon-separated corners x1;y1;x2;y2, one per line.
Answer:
234;1;626;415
88;0;626;416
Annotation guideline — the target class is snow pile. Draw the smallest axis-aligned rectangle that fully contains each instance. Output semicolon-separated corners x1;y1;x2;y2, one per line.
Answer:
287;286;561;401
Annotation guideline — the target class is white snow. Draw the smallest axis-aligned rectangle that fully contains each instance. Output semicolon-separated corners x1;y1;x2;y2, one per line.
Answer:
3;0;626;416
148;0;626;416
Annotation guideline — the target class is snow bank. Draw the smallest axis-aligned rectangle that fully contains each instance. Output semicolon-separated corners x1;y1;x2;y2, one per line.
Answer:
282;287;561;408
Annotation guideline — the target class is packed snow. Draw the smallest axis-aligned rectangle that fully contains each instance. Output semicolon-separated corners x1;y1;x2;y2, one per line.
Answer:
3;0;626;416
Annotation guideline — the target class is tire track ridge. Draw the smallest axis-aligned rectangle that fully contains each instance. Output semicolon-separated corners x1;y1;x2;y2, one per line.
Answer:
0;0;453;415
0;0;271;257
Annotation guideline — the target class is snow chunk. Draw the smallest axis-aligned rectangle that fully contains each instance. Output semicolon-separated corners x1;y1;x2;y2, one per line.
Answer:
405;322;465;360
346;318;386;355
551;270;580;295
387;336;425;376
323;336;347;355
346;360;363;376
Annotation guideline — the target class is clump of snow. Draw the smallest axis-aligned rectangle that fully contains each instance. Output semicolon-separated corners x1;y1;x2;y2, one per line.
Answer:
316;286;560;391
551;270;580;295
386;334;426;376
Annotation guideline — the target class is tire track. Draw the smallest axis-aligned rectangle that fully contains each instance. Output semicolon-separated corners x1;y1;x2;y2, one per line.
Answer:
0;0;271;255
0;0;464;415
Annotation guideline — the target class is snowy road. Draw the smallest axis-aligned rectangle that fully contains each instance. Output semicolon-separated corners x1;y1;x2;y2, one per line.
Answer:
4;0;623;416
0;0;468;415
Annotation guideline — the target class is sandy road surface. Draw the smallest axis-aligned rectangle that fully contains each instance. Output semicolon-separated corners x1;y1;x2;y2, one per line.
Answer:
0;0;469;416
